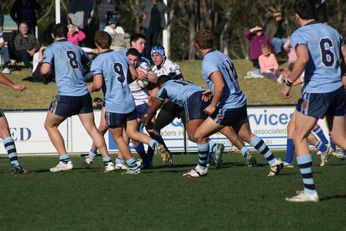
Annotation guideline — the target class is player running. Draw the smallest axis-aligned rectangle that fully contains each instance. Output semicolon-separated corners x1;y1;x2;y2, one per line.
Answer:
87;31;169;174
281;0;346;202
41;23;115;173
184;30;283;178
0;73;26;173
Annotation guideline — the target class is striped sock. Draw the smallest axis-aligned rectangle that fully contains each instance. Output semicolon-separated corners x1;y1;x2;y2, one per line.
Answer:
316;141;328;153
126;157;137;170
59;154;71;164
197;143;209;170
3;136;19;166
297;155;316;195
250;136;276;165
240;147;250;157
285;138;295;163
115;157;125;165
329;136;336;152
149;140;158;150
88;150;97;159
312;127;328;144
102;156;112;166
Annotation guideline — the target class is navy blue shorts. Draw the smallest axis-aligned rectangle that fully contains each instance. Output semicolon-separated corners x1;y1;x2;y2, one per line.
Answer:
49;93;93;118
184;91;209;121
106;109;137;128
296;86;345;119
136;103;149;119
211;104;248;126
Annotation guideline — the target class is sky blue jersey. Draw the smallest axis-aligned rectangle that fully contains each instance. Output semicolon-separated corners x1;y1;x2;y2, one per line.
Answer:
43;40;90;96
91;50;135;114
291;21;344;93
156;80;205;107
201;50;246;109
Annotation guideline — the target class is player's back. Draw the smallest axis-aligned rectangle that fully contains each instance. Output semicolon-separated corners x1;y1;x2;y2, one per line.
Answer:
91;50;135;114
202;50;246;109
291;22;343;93
43;40;89;96
158;80;204;107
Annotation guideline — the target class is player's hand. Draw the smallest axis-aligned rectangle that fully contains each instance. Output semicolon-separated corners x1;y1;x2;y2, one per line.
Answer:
281;85;291;98
137;69;148;80
12;84;26;92
201;89;212;102
87;83;94;93
204;104;216;116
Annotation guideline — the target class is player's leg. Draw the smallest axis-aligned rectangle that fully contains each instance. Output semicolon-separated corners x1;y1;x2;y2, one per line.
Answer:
233;118;283;176
326;115;346;150
78;112;114;172
285;111;319;202
0;112;25;173
284;111;296;167
113;128;128;170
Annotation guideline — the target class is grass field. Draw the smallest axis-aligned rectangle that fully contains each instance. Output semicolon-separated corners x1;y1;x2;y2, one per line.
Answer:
0;60;302;109
0;152;345;230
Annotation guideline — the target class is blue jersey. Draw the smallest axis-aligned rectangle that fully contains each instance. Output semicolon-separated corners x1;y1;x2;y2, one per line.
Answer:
201;50;246;109
43;40;89;96
91;50;135;114
291;21;344;93
156;80;204;107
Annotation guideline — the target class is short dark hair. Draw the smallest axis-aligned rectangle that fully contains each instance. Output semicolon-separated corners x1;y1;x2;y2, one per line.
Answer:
52;23;68;38
94;31;111;49
294;0;316;20
126;48;140;57
130;33;146;44
157;75;170;86
195;30;213;49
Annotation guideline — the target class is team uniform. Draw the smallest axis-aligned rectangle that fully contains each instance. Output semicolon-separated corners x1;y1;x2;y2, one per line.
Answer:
291;21;345;118
43;40;93;117
90;50;136;128
152;59;182;80
202;49;247;125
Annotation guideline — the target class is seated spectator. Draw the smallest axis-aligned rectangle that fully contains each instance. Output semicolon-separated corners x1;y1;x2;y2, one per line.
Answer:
67;24;86;46
264;10;287;55
0;32;11;74
244;25;271;70
14;22;40;69
258;44;284;83
104;17;125;36
30;45;54;84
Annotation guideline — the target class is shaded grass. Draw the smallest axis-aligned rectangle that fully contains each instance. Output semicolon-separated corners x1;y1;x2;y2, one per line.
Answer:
0;60;301;110
0;152;345;230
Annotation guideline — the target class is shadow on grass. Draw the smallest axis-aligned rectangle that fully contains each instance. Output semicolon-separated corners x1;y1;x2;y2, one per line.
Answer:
320;194;346;201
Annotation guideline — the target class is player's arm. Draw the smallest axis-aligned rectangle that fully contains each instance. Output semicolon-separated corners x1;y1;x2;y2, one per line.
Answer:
281;44;309;98
0;73;26;91
40;63;51;77
129;63;139;80
147;71;158;83
340;44;346;91
204;71;224;115
88;74;103;92
144;98;163;126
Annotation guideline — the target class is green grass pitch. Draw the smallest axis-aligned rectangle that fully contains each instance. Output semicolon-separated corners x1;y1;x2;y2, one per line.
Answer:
0;151;345;230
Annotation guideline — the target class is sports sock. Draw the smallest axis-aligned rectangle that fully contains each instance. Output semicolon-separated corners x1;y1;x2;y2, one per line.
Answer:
240;146;250;158
207;140;217;161
312;127;328;144
285;138;295;163
102;156;112;166
297;155;316;195
88;150;97;159
3;136;19;166
329;135;336;152
197;143;209;170
315;141;328;153
156;134;170;150
59;154;71;164
250;136;276;165
146;147;154;162
115;157;125;165
133;143;147;163
126;157;137;170
149;140;158;150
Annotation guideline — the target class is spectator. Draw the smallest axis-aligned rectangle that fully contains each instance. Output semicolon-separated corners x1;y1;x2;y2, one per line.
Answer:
258;44;284;83
137;0;167;59
67;24;86;46
264;10;287;55
10;0;40;33
0;32;11;74
283;37;296;71
0;8;4;33
68;0;95;34
104;17;125;36
244;25;271;69
14;22;40;69
97;0;117;30
30;45;54;84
